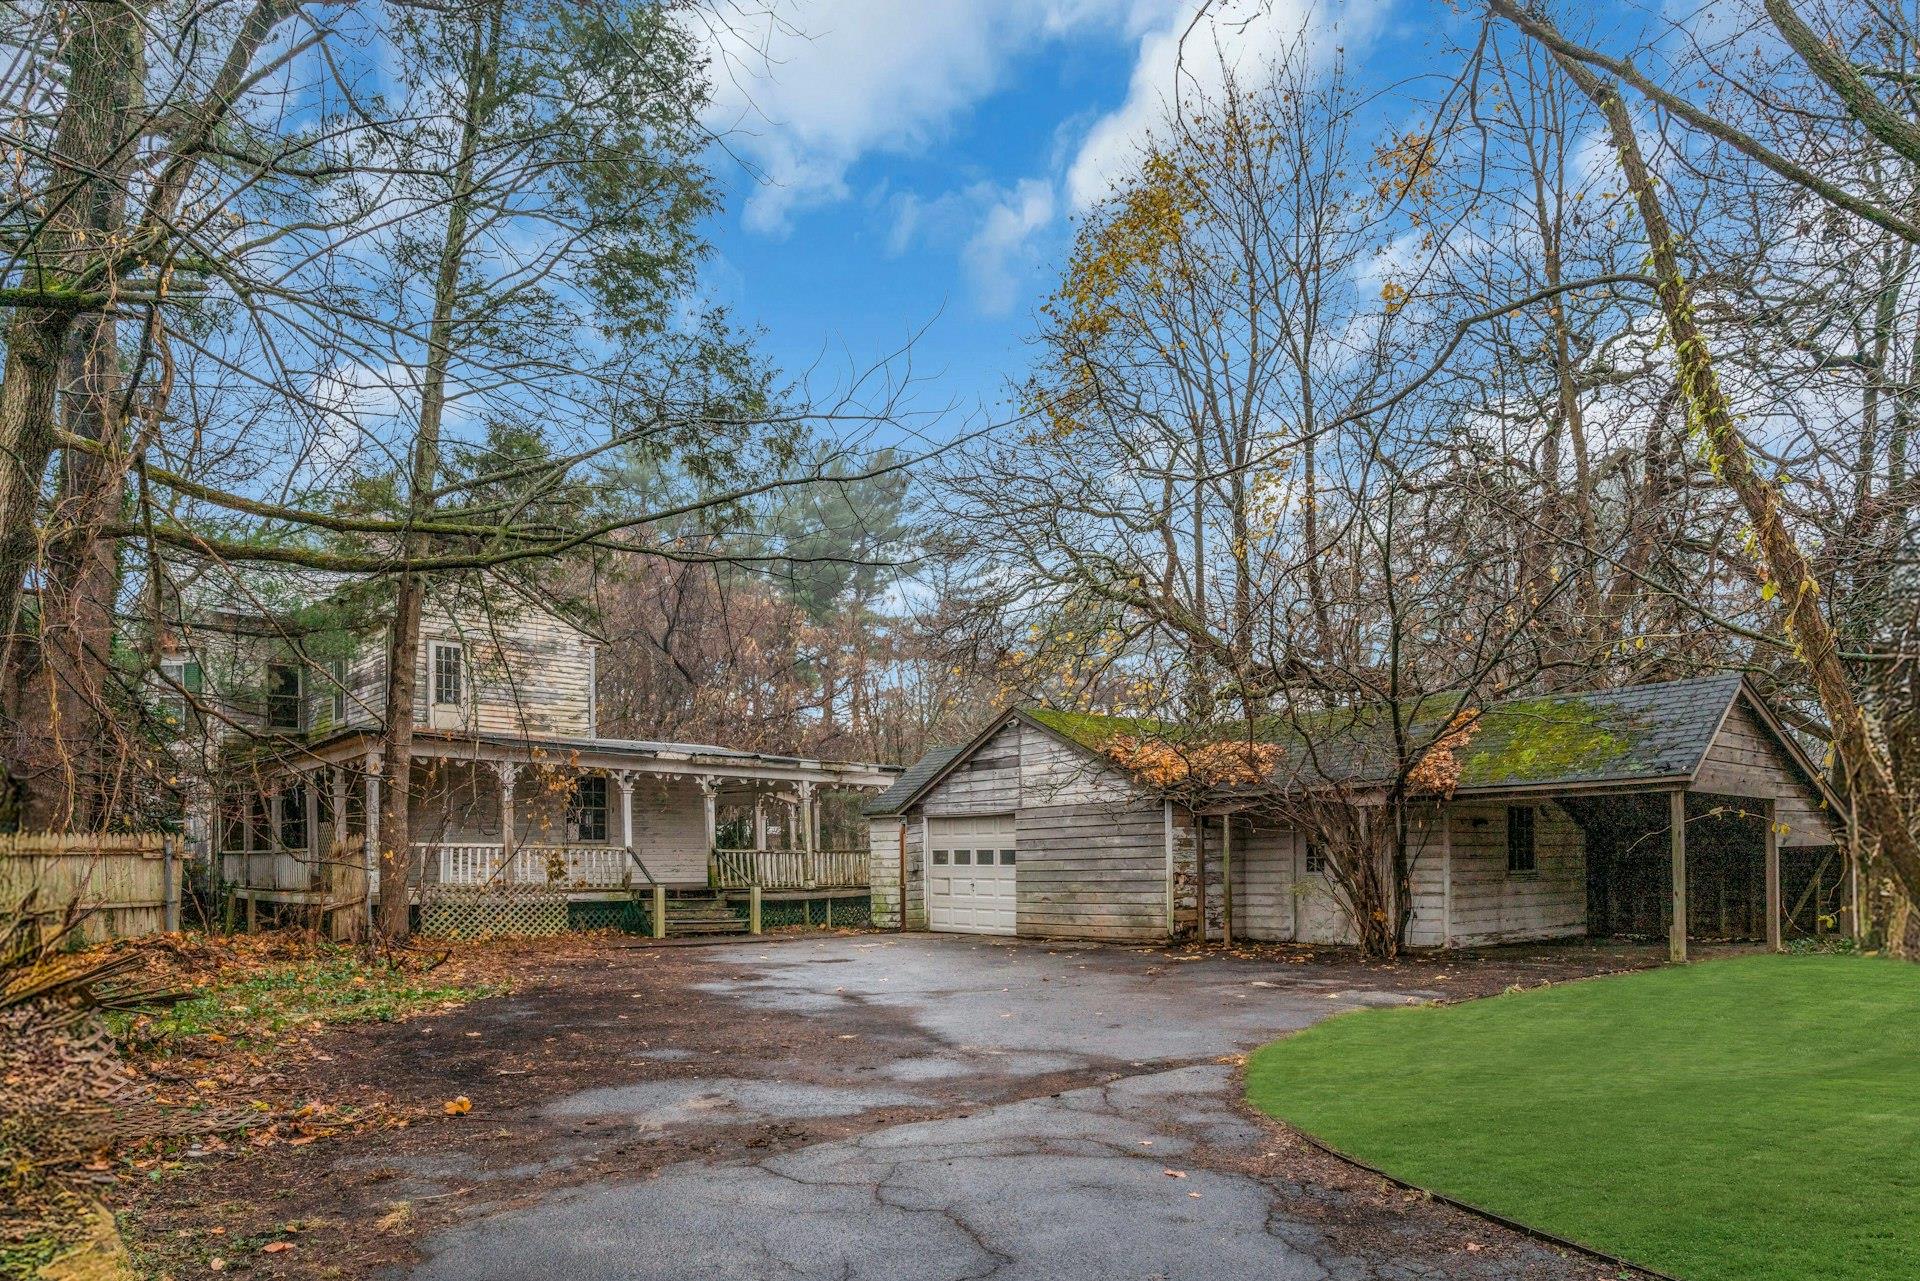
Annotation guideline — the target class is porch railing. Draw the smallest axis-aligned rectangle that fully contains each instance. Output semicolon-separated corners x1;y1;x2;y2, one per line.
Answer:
401;843;867;892
418;843;644;890
710;847;867;891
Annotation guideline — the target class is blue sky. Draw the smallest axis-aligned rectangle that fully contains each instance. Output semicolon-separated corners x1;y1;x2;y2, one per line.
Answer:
693;0;1436;441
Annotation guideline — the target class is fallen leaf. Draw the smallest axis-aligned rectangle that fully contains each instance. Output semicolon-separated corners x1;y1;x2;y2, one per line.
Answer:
444;1096;472;1115
1162;1169;1187;1178
209;1259;226;1272
263;1241;294;1254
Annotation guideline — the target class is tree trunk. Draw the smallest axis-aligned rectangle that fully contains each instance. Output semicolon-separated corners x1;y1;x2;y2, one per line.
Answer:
1531;19;1920;907
375;5;499;939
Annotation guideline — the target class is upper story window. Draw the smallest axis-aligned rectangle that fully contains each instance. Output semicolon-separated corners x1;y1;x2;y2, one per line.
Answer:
266;662;301;730
1304;839;1327;874
329;658;347;725
1507;805;1537;875
158;659;201;730
431;641;465;708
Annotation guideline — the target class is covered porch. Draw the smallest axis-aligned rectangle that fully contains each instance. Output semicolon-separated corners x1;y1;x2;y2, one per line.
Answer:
206;728;895;930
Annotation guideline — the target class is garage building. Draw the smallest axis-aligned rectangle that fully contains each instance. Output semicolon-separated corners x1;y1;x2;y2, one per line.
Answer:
866;675;1850;955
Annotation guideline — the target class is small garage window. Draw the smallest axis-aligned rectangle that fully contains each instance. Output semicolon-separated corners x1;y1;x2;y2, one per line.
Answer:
999;848;1016;865
932;849;949;865
954;849;971;865
1507;805;1537;875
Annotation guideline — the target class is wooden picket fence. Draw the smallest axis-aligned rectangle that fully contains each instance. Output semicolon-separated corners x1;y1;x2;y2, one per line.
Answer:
0;831;182;944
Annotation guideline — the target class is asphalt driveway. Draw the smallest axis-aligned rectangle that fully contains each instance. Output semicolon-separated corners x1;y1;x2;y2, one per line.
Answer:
389;934;1633;1281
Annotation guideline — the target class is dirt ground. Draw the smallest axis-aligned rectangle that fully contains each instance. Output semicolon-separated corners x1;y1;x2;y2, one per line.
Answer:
109;932;1672;1280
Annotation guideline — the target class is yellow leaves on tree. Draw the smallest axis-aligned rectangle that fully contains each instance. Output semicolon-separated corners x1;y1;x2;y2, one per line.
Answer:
1373;131;1439;205
1106;735;1279;790
1406;708;1481;798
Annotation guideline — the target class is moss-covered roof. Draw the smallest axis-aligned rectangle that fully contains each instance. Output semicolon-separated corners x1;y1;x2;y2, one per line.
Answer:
1020;674;1750;794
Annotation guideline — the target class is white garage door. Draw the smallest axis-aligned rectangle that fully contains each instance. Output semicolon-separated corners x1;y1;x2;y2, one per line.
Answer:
928;814;1017;935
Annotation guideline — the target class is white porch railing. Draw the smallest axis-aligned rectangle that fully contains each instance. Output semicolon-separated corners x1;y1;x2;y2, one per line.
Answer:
710;847;867;890
417;843;644;890
404;843;868;892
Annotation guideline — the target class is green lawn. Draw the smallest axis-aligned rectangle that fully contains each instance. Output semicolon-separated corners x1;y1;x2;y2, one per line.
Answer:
1246;955;1920;1281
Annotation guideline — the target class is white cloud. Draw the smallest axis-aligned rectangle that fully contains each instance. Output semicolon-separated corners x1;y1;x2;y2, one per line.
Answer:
700;0;1136;235
964;178;1058;312
1064;0;1379;211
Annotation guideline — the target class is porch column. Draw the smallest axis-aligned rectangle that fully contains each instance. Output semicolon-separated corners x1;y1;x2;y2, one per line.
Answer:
753;795;767;850
363;751;382;937
306;772;321;890
798;780;816;854
1764;800;1783;952
495;761;520;879
698;775;718;852
1669;790;1688;963
330;766;350;850
615;770;636;849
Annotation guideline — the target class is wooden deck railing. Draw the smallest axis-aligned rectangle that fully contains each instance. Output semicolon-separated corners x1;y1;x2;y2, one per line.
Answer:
709;847;867;890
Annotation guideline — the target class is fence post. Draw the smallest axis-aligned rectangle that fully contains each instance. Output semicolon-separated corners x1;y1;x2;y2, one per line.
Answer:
652;883;666;940
750;884;762;935
163;835;181;933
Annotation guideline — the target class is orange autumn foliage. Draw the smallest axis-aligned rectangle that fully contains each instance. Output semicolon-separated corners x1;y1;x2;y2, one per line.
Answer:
1106;736;1280;789
1406;708;1481;797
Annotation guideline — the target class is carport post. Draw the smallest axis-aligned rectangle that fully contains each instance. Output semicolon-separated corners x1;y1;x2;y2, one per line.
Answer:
749;885;762;935
1669;790;1688;963
652;883;666;940
1764;800;1783;952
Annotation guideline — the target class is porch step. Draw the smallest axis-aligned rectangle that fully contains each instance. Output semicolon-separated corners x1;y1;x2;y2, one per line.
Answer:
659;894;747;937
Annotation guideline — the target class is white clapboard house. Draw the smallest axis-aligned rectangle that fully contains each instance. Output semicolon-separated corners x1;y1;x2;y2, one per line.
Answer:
162;588;895;934
867;676;1850;958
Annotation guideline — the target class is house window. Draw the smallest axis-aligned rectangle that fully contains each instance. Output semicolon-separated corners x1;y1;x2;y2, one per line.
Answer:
1304;840;1326;873
279;789;308;851
568;775;609;842
431;642;465;708
266;662;301;730
330;658;347;725
158;659;198;729
1507;805;1537;875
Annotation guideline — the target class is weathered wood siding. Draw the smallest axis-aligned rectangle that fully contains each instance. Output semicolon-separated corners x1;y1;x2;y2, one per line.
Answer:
1405;806;1448;948
1446;799;1586;945
1691;699;1836;848
332;603;596;739
1012;723;1168;942
1229;821;1296;942
919;720;1025;814
869;818;907;927
1015;801;1168;941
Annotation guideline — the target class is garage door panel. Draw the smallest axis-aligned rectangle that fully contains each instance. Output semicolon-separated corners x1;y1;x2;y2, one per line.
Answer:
928;815;1016;936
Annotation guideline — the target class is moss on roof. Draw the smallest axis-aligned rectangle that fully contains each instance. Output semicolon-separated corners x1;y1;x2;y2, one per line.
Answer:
1018;674;1745;793
1456;696;1648;787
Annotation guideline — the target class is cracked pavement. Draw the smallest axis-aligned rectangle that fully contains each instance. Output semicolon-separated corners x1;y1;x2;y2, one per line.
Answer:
396;935;1634;1281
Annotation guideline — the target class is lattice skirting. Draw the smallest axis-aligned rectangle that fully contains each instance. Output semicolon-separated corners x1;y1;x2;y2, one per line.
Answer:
419;883;571;939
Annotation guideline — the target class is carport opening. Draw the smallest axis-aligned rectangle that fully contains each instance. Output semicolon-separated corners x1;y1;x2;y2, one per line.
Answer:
1563;793;1845;943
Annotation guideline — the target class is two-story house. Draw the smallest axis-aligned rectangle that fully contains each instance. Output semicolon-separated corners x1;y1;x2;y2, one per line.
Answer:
162;586;895;935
